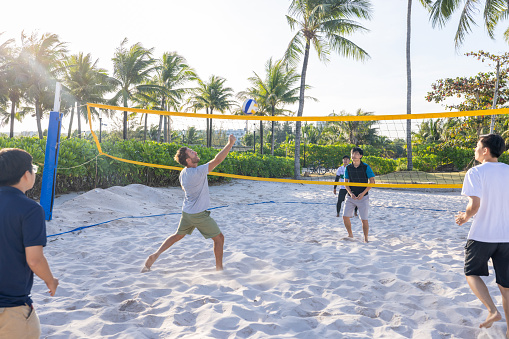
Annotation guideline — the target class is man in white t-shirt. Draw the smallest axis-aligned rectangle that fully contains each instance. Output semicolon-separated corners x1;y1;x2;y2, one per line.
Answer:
333;155;351;217
142;135;236;272
455;134;509;335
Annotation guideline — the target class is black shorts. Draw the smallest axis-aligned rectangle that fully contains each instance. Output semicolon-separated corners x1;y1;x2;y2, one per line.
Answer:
464;239;509;288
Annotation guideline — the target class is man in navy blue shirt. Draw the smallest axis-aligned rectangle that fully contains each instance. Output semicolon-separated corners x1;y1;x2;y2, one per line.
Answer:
0;148;58;338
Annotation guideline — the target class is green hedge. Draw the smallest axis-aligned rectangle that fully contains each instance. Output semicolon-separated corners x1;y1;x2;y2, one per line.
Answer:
362;156;397;175
0;137;293;197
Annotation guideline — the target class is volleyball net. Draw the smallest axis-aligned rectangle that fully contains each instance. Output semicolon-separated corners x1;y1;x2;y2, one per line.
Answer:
87;103;509;189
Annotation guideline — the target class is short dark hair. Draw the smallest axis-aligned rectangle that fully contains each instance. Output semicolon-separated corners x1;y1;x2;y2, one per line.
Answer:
342;155;350;160
0;148;33;186
174;147;189;166
351;147;364;156
479;134;506;158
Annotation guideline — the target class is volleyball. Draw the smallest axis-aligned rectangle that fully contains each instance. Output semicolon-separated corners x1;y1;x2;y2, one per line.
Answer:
242;99;258;115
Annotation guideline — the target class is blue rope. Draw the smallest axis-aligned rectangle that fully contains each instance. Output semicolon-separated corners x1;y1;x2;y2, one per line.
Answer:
46;201;452;238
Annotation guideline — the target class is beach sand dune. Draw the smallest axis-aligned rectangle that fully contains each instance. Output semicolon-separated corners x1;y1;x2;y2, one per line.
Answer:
35;180;506;338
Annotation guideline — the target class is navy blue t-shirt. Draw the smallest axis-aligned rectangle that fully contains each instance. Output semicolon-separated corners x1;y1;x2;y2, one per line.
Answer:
0;186;47;307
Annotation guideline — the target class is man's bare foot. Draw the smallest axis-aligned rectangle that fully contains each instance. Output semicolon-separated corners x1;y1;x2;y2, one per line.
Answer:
479;311;502;329
336;213;339;217
364;237;369;243
216;266;223;271
141;253;159;273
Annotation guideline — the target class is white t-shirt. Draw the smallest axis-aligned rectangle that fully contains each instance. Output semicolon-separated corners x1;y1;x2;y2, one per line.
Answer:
461;162;509;243
180;164;210;214
336;165;346;190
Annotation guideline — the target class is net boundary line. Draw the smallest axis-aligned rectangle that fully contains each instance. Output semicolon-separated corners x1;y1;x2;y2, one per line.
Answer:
87;103;509;122
86;104;462;189
47;201;452;238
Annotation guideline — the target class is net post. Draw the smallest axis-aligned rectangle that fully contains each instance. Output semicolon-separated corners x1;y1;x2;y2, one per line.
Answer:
40;83;63;221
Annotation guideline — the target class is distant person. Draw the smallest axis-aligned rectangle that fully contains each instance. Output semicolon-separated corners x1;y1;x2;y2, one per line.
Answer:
343;147;375;243
333;155;356;217
0;148;59;339
455;134;509;335
142;135;237;272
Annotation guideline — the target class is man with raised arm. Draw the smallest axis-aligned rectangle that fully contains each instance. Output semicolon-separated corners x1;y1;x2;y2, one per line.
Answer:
455;134;509;336
0;148;59;339
142;135;237;272
342;147;375;243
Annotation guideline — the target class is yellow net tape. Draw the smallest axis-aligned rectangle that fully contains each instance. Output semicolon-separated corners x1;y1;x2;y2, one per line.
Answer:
87;103;509;188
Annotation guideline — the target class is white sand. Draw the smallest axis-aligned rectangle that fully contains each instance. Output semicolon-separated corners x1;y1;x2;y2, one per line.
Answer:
33;180;507;338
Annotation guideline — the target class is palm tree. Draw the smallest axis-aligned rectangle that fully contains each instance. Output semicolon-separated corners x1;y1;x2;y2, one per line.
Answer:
429;0;507;49
153;52;196;143
62;52;113;138
406;0;432;170
20;31;67;139
0;37;32;137
0;34;16;136
241;58;302;155
322;109;376;145
284;0;372;178
189;75;235;147
109;38;157;140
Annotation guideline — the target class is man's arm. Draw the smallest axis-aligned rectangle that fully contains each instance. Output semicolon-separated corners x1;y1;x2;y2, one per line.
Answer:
455;196;480;226
208;135;236;172
333;175;340;193
344;179;355;198
358;177;375;198
25;246;58;296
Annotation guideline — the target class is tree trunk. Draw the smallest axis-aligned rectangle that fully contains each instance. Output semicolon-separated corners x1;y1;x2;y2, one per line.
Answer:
406;0;413;170
9;100;16;138
144;113;148;141
259;120;264;154
68;102;75;138
294;40;311;179
123;94;128;140
490;60;500;134
157;115;163;142
77;101;82;139
36;99;43;139
271;107;275;155
209;109;214;147
163;116;168;142
206;108;210;147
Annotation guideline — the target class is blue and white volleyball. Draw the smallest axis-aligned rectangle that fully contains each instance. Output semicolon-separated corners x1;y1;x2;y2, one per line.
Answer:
242;99;258;115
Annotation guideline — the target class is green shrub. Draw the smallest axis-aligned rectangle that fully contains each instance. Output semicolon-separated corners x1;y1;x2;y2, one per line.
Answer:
362;156;397;175
0;137;294;196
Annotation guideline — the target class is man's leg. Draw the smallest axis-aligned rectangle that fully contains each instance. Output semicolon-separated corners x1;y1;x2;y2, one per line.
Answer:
342;216;353;238
142;233;185;272
212;233;224;271
498;285;509;338
336;190;346;217
465;275;502;328
361;220;369;243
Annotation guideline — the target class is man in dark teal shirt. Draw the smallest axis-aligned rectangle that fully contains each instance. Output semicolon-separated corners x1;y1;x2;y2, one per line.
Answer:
343;147;375;243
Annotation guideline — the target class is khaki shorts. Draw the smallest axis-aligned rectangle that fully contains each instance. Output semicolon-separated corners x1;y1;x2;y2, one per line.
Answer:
0;304;40;339
177;210;221;239
343;195;370;220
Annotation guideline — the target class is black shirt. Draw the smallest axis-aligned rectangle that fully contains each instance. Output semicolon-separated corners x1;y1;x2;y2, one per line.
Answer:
345;162;374;196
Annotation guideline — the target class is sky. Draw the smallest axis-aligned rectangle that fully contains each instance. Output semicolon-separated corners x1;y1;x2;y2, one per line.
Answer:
1;0;508;133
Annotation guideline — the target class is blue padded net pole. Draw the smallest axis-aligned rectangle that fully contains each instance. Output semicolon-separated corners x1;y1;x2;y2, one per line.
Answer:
40;83;63;221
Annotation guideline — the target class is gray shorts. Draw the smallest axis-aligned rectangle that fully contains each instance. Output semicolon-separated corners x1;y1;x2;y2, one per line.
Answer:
343;195;369;220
